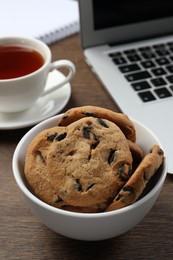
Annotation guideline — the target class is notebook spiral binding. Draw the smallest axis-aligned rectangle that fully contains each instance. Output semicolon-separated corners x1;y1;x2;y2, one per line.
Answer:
38;21;80;45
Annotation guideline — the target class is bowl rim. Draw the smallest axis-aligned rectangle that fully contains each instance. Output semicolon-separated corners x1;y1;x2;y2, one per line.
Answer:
12;114;168;219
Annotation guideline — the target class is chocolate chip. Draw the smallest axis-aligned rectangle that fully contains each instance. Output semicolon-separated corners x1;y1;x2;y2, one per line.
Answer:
118;164;131;181
83;111;96;117
58;115;68;125
91;140;100;149
75;179;83;192
48;132;67;141
158;148;164;156
36;150;46;164
83;126;91;139
55;132;67;141
47;133;58;142
97;118;109;128
60;190;67;196
143;171;149;181
55;195;63;203
62;115;68;119
93;132;98;140
108;149;116;164
67;150;76;156
115;193;123;201
123;185;135;195
86;183;95;191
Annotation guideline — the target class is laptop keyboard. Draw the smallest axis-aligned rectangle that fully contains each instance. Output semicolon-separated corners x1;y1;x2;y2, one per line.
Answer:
109;42;173;102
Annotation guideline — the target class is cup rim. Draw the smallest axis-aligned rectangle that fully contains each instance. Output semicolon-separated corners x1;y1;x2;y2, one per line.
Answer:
12;115;168;219
0;36;51;82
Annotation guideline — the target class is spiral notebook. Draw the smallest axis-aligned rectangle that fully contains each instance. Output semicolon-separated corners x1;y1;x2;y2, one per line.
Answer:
0;0;79;44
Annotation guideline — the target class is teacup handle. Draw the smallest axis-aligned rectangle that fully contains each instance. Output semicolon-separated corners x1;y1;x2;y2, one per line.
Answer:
41;60;75;96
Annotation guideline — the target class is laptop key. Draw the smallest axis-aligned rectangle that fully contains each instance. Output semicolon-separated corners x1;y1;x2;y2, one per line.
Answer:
151;77;166;87
125;71;151;82
166;75;173;83
127;53;141;62
151;67;167;76
154;87;172;98
166;65;173;73
153;43;166;49
138;46;152;52
138;91;156;102
170;85;173;92
141;60;156;69
156;49;170;56
131;81;151;91
112;56;127;65
119;63;140;73
155;57;170;66
109;52;122;58
167;41;173;47
124;49;137;55
168;46;173;53
169;55;173;61
141;51;156;59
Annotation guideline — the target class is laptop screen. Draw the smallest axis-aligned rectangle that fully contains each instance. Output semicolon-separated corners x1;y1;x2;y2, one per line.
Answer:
79;0;173;48
93;0;173;30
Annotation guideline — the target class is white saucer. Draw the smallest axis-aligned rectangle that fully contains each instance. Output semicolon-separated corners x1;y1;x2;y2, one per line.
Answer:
0;70;71;130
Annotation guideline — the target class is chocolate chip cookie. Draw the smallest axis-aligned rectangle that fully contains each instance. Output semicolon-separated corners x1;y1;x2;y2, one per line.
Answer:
24;126;67;206
127;140;144;162
47;117;133;211
57;106;136;142
106;145;164;211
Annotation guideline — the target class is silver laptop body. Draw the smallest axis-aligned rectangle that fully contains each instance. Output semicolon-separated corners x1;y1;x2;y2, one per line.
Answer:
79;0;173;173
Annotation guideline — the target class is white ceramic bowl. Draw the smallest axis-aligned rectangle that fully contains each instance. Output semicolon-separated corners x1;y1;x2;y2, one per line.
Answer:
12;114;167;241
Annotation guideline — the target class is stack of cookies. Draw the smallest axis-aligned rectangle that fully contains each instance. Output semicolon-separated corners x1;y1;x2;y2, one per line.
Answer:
24;106;164;213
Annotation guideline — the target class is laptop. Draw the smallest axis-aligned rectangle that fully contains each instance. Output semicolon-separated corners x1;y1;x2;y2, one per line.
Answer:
79;0;173;174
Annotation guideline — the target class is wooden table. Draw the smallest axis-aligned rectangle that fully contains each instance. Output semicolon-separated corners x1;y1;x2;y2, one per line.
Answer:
1;34;173;260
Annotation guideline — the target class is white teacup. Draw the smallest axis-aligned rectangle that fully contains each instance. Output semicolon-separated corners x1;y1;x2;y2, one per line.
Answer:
0;36;75;113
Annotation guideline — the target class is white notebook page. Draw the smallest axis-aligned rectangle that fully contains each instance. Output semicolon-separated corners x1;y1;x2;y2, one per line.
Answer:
0;0;79;44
